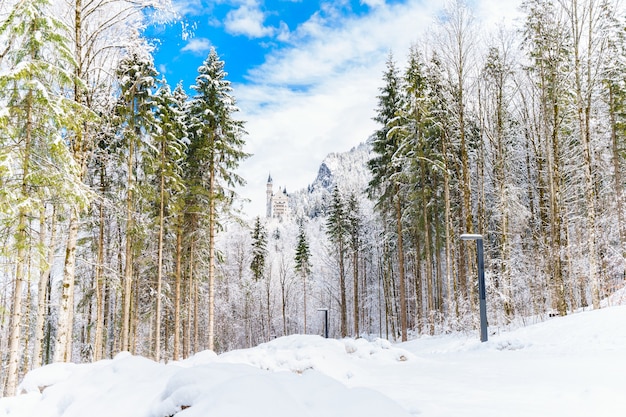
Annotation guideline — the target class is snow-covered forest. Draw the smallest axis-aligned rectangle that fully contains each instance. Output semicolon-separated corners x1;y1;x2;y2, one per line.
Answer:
1;0;626;400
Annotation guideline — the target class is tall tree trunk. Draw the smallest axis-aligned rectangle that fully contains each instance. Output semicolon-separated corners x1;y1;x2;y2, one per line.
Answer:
442;132;455;316
352;246;359;337
155;144;166;361
549;102;567;316
93;165;106;361
421;160;434;335
609;86;626;260
394;190;407;341
121;132;134;352
173;219;182;359
208;163;216;351
339;240;347;338
33;206;57;368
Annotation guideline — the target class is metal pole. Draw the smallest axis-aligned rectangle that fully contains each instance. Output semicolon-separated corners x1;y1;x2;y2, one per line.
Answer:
460;234;488;342
476;238;488;342
324;310;328;339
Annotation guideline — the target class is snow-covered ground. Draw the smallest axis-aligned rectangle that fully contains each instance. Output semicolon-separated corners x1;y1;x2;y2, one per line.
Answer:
2;305;626;416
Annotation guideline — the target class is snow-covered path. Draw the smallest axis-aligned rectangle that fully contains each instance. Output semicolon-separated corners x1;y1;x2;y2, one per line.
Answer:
2;306;625;416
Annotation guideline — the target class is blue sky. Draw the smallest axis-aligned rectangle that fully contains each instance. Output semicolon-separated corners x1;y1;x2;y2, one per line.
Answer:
145;0;521;218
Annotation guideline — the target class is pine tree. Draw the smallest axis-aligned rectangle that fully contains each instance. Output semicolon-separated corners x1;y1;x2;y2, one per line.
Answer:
294;222;312;333
367;54;409;341
187;48;249;351
326;187;349;337
346;193;363;336
113;50;158;353
151;80;188;361
251;216;268;282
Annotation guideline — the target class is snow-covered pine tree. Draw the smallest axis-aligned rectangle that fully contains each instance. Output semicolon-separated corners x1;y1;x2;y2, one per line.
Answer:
251;216;268;282
187;48;249;351
294;222;312;333
113;49;158;353
367;54;409;341
326;187;349;337
151;79;188;361
346;193;363;336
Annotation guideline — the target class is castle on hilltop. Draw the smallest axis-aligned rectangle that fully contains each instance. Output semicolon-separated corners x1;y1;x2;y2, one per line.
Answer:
266;174;289;218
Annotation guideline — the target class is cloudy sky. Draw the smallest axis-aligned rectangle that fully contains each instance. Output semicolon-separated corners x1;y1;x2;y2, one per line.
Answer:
146;0;522;218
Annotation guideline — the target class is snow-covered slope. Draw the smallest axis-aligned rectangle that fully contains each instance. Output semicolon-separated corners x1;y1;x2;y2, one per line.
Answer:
3;305;626;416
289;142;372;219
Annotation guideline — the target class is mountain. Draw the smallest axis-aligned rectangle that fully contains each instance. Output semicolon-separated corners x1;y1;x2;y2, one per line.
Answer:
288;141;373;219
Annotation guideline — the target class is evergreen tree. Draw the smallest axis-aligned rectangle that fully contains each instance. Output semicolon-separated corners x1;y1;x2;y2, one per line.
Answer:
251;216;268;282
151;79;188;361
294;222;312;333
187;48;249;351
367;54;409;341
113;49;158;353
326;187;349;337
346;193;363;336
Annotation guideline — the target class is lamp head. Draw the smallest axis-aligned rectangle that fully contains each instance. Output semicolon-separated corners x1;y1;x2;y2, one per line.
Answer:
460;233;483;241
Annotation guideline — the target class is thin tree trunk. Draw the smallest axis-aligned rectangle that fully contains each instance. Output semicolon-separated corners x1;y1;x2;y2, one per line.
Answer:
609;86;626;260
121;121;134;352
394;190;407;341
208;164;216;351
442;132;455;316
34;206;57;368
421;160;434;335
173;219;182;359
352;248;359;337
155;143;166;361
93;185;105;361
339;240;347;337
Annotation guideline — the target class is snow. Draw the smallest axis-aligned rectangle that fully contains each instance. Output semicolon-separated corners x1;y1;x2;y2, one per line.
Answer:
3;306;626;416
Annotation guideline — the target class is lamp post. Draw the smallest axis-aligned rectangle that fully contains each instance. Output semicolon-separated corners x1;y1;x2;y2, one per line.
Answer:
317;308;329;338
460;234;488;342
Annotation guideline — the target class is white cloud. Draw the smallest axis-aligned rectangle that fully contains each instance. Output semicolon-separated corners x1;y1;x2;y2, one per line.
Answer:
181;37;212;55
224;2;275;38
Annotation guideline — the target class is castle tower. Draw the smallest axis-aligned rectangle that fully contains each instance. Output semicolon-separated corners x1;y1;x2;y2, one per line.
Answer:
266;173;273;218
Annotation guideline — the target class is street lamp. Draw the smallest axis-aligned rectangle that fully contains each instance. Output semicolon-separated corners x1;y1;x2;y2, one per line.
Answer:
317;308;329;338
460;234;488;342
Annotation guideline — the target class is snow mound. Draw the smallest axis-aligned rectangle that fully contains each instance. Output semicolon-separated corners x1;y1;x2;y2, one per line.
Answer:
8;337;413;417
218;335;416;381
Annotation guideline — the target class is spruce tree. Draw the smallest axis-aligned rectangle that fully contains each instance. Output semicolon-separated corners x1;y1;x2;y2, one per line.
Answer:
367;54;409;341
113;50;158;353
251;216;268;282
152;80;188;361
326;187;349;337
187;48;249;351
294;222;312;333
